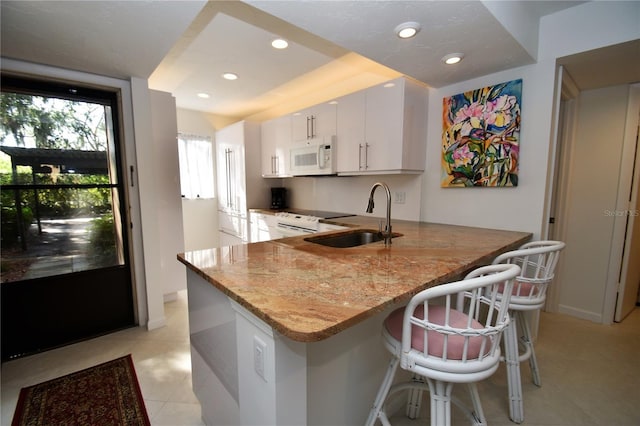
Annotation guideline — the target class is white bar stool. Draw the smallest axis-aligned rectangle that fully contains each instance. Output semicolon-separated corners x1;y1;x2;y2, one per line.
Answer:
492;240;565;423
365;263;521;426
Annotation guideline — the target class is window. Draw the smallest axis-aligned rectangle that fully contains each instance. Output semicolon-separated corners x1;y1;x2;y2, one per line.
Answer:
177;133;214;199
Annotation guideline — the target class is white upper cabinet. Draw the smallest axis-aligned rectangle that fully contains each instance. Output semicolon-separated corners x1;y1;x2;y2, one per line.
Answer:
336;77;428;175
335;90;366;173
261;115;292;177
291;102;337;142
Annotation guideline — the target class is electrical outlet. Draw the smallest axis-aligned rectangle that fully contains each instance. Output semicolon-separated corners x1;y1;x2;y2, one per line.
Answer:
394;191;406;204
253;336;267;381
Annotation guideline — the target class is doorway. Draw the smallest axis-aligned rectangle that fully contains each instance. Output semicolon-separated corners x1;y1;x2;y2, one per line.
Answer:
548;69;640;324
0;75;135;360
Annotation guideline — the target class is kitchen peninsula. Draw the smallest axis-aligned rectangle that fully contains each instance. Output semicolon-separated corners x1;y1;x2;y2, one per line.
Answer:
178;216;531;425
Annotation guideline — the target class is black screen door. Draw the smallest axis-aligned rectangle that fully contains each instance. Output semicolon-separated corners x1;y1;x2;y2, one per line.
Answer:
1;75;135;361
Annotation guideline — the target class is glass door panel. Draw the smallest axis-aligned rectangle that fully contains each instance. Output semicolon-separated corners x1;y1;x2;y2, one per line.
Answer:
1;75;134;360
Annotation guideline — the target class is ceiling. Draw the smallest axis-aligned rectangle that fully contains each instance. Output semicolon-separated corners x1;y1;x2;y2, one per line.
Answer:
1;1;637;122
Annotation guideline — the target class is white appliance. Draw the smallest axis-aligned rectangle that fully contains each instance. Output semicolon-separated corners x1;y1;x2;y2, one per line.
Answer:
275;212;321;237
274;210;351;237
216;121;270;246
289;136;336;176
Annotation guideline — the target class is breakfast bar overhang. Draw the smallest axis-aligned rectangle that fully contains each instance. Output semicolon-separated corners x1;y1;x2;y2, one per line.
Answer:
178;217;531;425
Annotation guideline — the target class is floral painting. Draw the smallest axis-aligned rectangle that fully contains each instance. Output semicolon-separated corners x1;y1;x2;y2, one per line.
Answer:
442;79;522;187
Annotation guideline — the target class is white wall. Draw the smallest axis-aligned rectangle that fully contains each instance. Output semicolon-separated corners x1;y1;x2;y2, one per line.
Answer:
176;108;220;250
130;79;170;328
537;1;640;62
286;174;423;221
149;90;186;299
420;1;639;240
421;63;553;238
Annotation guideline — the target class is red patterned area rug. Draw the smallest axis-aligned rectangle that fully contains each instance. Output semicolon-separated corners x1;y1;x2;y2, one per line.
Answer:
11;354;150;426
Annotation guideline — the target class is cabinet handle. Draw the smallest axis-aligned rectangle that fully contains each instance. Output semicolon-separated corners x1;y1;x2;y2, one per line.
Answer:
230;149;236;211
365;143;370;170
307;116;311;139
311;115;316;138
225;149;231;209
358;143;363;170
274;155;279;174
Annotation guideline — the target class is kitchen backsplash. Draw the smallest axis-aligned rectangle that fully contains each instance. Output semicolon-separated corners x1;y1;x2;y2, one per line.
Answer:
285;174;422;221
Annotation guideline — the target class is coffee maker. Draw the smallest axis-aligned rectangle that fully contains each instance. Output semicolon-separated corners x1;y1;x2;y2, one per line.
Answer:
270;187;287;210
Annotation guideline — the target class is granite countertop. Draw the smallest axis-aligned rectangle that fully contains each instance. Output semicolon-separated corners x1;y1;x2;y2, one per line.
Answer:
178;216;531;342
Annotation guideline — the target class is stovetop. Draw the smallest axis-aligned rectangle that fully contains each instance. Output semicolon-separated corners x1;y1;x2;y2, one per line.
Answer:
279;209;355;219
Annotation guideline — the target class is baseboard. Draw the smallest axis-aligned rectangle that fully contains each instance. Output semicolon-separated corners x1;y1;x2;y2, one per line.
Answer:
163;292;178;303
558;304;602;323
146;316;167;331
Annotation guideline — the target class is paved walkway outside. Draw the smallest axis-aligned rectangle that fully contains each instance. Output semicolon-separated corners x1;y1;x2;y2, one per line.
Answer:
3;217;93;281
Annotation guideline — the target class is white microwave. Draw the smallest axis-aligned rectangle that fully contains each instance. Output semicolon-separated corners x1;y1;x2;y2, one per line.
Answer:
290;136;336;176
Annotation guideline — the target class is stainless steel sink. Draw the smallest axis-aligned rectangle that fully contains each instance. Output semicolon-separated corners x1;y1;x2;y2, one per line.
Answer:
304;229;400;248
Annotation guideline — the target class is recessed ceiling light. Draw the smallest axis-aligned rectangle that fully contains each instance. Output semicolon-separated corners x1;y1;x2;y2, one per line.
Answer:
222;72;238;80
442;53;464;65
197;93;210;99
395;22;421;39
271;38;288;49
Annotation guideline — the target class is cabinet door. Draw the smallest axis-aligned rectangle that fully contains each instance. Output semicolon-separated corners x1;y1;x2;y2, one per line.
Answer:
273;115;291;176
365;80;405;171
216;123;246;214
291;102;337;141
336;91;365;173
291;107;312;142
249;213;267;242
261;119;278;176
219;230;244;247
262;116;292;177
312;102;337;138
249;212;279;242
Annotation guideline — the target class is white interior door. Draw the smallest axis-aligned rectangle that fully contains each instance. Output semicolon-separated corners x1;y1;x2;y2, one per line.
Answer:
615;84;640;322
550;80;637;324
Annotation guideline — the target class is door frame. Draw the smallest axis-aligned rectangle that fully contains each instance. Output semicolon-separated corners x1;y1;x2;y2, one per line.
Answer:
0;74;139;360
547;67;640;324
2;59;149;330
545;66;579;314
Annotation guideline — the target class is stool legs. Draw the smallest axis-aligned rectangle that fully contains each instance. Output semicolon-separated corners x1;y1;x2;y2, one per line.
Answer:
426;379;454;426
516;311;541;386
405;373;425;418
368;368;489;426
504;310;544;423
504;312;524;423
366;357;399;426
467;383;487;426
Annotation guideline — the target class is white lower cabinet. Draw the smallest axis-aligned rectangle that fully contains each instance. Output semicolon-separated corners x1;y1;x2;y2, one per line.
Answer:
218;210;248;246
219;230;244;247
249;212;279;242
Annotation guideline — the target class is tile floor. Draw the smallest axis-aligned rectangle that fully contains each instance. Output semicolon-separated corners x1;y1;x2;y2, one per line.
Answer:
1;290;639;426
1;290;203;426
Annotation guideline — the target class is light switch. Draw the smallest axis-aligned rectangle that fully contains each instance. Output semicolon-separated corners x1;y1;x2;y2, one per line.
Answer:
253;336;267;381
